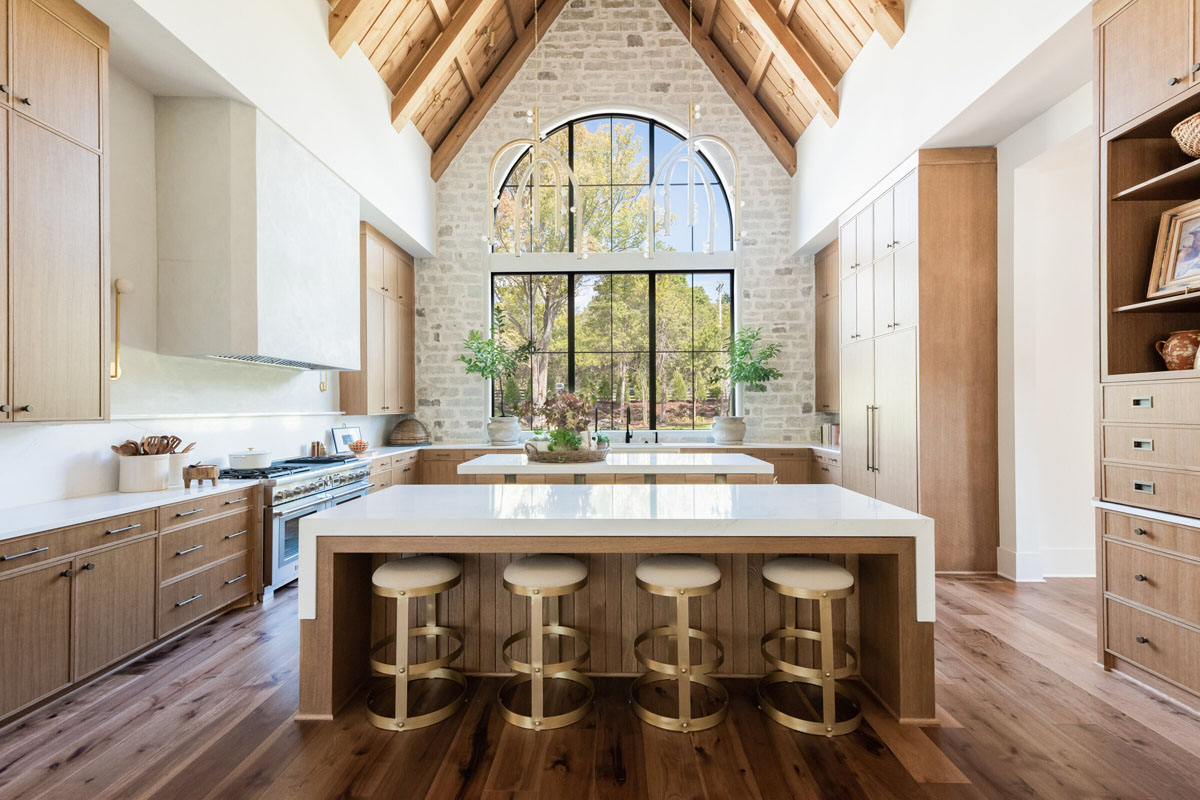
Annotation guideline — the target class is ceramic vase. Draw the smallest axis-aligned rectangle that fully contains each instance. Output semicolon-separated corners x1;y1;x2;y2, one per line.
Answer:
711;415;747;444
487;415;522;445
1155;329;1200;370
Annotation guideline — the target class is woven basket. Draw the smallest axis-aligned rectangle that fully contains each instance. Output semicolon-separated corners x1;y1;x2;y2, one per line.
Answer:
524;441;610;464
389;418;431;446
1172;112;1200;157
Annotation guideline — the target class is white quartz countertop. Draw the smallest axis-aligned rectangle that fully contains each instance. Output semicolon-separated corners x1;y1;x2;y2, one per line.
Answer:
299;483;934;621
458;453;774;474
0;479;261;543
368;441;833;456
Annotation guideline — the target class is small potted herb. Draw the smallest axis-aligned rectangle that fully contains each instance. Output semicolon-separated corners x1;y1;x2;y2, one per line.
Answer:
709;326;782;444
459;311;534;445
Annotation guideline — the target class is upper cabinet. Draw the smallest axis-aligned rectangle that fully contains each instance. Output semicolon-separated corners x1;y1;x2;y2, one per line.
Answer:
1098;0;1192;133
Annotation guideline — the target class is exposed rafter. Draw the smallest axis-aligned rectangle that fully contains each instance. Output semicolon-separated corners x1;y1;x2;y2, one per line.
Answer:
656;0;796;175
746;47;771;93
701;0;719;35
329;0;391;57
868;0;904;48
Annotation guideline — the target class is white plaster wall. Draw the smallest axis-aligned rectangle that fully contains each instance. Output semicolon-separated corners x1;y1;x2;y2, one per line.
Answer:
996;84;1095;580
790;0;1091;253
417;0;818;443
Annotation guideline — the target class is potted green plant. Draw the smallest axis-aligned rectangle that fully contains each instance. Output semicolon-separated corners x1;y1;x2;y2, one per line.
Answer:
459;312;535;445
521;392;610;463
709;326;782;444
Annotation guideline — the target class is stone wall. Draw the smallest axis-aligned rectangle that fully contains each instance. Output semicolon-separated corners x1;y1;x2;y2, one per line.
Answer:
415;0;821;443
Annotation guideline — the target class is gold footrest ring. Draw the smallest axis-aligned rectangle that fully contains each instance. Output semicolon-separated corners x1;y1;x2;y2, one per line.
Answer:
369;624;465;677
366;667;468;731
757;671;862;737
501;625;590;675
760;627;857;681
497;670;595;730
633;625;725;676
630;670;729;732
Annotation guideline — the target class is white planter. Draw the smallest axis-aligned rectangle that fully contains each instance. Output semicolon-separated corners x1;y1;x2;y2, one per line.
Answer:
119;454;169;493
487;416;521;445
711;416;747;444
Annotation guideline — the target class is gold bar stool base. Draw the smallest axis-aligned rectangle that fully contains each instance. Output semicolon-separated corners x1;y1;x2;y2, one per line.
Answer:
499;555;594;731
630;555;728;732
367;556;467;732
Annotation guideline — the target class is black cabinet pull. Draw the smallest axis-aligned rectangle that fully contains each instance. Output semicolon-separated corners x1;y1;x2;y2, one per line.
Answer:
83;562;95;570
1133;527;1147;536
61;568;74;578
1135;636;1149;644
1169;76;1182;86
1134;574;1147;582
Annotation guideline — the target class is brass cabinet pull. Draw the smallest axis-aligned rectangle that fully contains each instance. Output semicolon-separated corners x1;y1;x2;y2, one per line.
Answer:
1;546;49;561
176;507;204;517
105;523;141;535
176;544;204;556
224;574;247;585
225;530;247;540
1131;438;1153;451
224;497;248;505
175;594;203;607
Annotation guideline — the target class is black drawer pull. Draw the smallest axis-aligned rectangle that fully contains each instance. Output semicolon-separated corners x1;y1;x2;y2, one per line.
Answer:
176;508;205;517
224;574;247;585
225;530;247;540
176;594;203;607
1134;574;1147;582
1133;527;1148;536
176;544;204;556
1135;636;1149;644
105;523;142;535
224;497;248;505
1;546;49;561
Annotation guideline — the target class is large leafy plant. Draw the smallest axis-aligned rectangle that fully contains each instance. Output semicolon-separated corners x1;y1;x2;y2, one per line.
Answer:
711;326;782;414
459;311;534;416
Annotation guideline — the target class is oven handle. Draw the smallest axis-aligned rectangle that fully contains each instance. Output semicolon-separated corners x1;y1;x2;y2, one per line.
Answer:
330;485;370;500
272;497;330;518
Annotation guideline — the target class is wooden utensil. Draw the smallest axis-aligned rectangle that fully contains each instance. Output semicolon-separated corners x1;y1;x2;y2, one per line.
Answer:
181;442;196;453
114;441;140;457
164;435;183;454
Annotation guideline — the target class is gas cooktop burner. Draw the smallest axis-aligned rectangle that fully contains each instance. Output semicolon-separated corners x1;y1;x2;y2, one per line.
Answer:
282;455;358;465
219;464;309;480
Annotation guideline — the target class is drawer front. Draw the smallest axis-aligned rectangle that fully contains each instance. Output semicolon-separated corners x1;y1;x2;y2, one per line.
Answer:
393;451;419;466
462;448;521;460
160;488;255;530
370;456;392;473
1103;510;1200;560
1102;425;1200;469
1102;464;1200;517
421;450;462;462
766;448;805;459
0;508;159;575
160;510;253;582
369;475;393;493
159;553;252;635
813;463;841;484
1106;599;1200;694
1105;541;1200;626
1102;382;1200;424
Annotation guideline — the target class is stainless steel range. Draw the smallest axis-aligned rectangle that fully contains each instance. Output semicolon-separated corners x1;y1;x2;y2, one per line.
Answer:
221;456;372;590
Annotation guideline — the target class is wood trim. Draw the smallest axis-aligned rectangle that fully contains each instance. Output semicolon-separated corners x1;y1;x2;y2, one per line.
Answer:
1092;0;1135;28
867;0;904;48
702;0;719;34
746;47;772;93
328;0;390;57
655;0;797;175
503;0;524;34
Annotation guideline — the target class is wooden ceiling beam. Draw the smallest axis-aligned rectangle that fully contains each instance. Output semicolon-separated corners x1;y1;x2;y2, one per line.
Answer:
777;0;797;23
431;0;571;180
427;0;482;99
505;0;525;34
391;0;496;130
747;47;771;93
725;0;838;125
655;0;797;175
329;0;392;57
868;0;904;47
702;0;720;35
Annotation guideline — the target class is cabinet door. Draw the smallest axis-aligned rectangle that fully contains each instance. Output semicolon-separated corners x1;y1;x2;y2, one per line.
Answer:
873;328;918;512
365;290;386;413
893;171;917;248
395;250;415;306
0;109;8;423
854;209;873;267
873;254;894;337
892;244;918;330
382;245;399;299
1100;0;1190;132
397;302;415;413
815;248;831;302
74;538;155;677
364;232;386;296
840;339;875;497
873;188;894;256
11;116;102;421
0;0;9;108
815;299;838;413
0;560;72;716
384;295;400;413
855;264;874;340
838;218;856;277
13;0;104;149
421;461;458;484
771;457;807;484
839;274;857;345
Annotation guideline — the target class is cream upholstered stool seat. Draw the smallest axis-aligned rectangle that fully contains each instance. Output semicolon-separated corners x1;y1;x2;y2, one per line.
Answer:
631;555;727;732
499;554;593;730
367;555;466;731
759;556;861;737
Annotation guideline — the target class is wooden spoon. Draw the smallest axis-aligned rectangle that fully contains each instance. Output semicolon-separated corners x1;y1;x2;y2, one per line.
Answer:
181;442;196;453
115;441;140;457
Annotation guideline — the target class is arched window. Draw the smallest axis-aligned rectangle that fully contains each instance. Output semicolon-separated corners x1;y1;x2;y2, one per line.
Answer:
493;114;733;254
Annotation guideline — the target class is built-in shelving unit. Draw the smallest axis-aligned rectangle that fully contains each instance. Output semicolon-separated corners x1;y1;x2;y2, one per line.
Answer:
1112;158;1200;201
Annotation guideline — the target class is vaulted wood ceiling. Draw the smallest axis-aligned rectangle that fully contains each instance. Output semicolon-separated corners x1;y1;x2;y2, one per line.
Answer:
328;0;904;180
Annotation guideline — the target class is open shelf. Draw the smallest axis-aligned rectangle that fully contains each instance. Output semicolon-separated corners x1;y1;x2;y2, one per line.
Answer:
1115;291;1200;313
1113;158;1200;201
1104;367;1200;383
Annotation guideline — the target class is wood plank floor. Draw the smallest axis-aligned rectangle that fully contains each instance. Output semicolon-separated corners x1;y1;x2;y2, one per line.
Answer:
2;576;1200;799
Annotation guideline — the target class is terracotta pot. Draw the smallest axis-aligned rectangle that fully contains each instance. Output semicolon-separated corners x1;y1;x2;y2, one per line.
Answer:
1155;329;1200;370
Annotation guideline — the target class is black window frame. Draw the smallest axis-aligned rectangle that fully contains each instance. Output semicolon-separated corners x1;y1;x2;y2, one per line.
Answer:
490;269;736;430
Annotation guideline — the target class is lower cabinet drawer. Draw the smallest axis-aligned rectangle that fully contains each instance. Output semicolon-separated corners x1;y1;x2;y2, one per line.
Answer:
1103;510;1200;560
159;553;253;635
160;511;252;581
1102;464;1200;517
1105;541;1200;626
1106;599;1200;693
1102;424;1200;470
0;509;157;576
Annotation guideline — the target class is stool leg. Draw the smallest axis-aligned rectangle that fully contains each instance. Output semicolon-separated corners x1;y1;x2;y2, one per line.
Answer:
819;595;835;734
531;594;544;728
548;595;560;663
426;593;437;661
676;593;690;726
784;595;797;664
396;594;409;728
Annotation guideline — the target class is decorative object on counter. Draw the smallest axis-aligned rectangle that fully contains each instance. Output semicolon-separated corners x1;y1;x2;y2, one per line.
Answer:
1155;329;1200;370
459;310;535;445
522;392;610;463
182;464;220;488
330;426;362;455
109;278;134;380
348;439;369;454
309;441;328;457
710;326;783;444
389;417;431;446
168;452;193;488
1171;111;1200;157
1147;198;1200;299
228;448;272;469
118;453;170;492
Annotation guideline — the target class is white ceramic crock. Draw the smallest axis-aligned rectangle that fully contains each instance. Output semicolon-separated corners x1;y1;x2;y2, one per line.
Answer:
487;416;521;446
711;415;747;444
228;448;272;469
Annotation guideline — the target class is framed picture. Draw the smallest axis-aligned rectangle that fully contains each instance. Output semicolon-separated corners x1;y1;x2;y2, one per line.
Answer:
1148;198;1200;299
330;426;362;455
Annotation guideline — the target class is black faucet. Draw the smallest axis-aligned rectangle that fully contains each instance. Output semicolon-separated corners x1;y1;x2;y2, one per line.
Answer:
625;406;633;444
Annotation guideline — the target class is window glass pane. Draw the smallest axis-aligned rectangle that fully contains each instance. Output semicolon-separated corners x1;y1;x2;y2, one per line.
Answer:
615;352;651;429
656;354;693;429
694;350;727;428
578;186;612;252
612;186;649;253
652;124;684;178
693;273;732;352
493;186;523;254
713;188;733;251
574;274;610;352
493;274;534;343
655;273;692;352
573;118;611;185
504;151;530;187
532;185;571;252
613;118;650;184
575;353;614;429
655;184;691;252
612;273;649;352
530;352;569;425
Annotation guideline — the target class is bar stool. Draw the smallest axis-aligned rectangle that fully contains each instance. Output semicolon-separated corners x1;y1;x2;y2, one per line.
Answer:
367;555;467;731
631;555;728;732
499;554;594;730
759;556;861;737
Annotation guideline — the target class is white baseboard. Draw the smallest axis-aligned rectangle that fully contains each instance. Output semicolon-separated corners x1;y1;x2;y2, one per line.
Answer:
1040;547;1096;578
996;546;1045;582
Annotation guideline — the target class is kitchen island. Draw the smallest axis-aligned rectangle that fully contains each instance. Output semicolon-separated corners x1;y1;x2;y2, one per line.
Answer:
458;452;776;483
298;483;935;724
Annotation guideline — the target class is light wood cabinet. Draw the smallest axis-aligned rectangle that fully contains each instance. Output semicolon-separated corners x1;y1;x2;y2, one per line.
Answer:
0;559;72;717
873;329;918;512
872;244;918;336
73;537;155;678
1098;0;1191;133
872;255;894;338
815;239;838;413
838;274;857;346
840;339;874;498
873;187;894;256
838;218;856;277
0;107;7;423
854;265;873;342
814;240;837;303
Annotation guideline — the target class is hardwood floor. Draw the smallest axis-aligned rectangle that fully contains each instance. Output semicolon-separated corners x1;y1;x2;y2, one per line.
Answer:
2;576;1199;799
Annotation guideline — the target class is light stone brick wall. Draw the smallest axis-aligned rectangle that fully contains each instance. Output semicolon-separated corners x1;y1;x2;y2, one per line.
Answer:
415;0;824;443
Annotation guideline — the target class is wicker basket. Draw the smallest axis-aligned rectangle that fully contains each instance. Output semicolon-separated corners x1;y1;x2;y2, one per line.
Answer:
1172;112;1200;157
389;418;431;446
524;441;610;464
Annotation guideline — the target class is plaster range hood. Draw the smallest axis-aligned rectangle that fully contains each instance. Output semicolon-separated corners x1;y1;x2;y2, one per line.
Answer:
155;98;360;371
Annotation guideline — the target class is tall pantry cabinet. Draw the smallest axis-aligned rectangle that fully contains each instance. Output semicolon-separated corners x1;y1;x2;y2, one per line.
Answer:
2;0;109;423
839;148;998;573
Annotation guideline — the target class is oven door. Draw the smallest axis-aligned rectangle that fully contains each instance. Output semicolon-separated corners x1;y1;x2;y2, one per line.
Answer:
270;492;331;588
329;482;370;507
